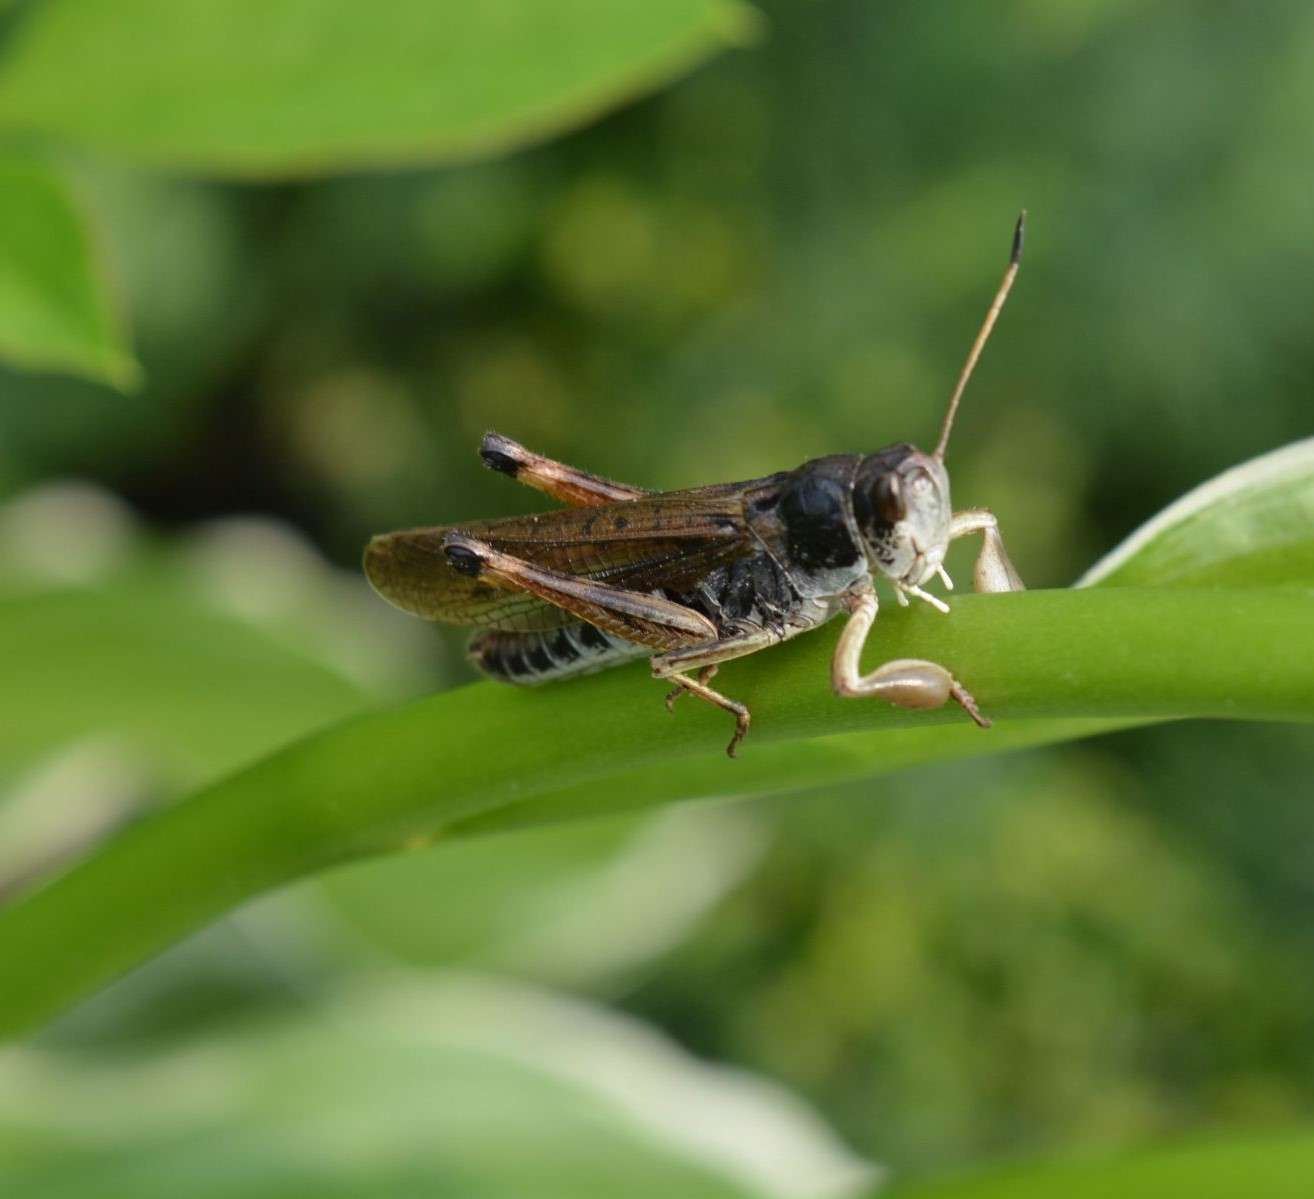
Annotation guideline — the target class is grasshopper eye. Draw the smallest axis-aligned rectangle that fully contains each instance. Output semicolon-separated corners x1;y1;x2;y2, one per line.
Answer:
873;473;906;523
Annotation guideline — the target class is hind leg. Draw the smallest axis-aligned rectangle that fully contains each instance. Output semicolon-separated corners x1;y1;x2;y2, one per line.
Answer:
479;432;649;506
442;533;716;649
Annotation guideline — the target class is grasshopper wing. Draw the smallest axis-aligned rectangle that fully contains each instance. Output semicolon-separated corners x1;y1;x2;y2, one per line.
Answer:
364;481;776;632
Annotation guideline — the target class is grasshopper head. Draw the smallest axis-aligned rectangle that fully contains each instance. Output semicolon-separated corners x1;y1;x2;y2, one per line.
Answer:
850;214;1025;592
848;211;1023;593
853;445;952;588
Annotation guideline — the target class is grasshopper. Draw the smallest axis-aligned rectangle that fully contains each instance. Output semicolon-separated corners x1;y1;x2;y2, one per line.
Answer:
366;215;1026;756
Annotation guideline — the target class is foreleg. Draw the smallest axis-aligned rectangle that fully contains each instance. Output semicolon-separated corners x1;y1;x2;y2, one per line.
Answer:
948;508;1024;594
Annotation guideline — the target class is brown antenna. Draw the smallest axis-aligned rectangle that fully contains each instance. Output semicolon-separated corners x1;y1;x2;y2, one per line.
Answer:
933;211;1026;462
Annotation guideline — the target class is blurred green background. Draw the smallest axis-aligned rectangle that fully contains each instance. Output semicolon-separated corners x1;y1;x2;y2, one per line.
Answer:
2;0;1313;1195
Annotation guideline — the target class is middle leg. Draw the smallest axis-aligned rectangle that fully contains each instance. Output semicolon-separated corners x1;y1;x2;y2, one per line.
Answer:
445;531;788;757
652;631;781;758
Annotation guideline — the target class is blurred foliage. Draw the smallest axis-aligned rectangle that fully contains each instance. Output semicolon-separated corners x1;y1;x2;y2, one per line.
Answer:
2;0;1314;1194
886;1127;1314;1199
635;748;1314;1167
1079;439;1314;588
0;0;756;175
0;975;874;1199
0;152;134;386
0;0;751;386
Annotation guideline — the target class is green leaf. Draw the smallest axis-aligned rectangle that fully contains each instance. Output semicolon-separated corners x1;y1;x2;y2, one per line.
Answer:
1079;437;1314;588
0;585;373;785
0;974;875;1198
321;803;768;985
0;490;430;790
1;584;1312;1038
3;441;1314;1037
0;0;759;178
0;154;136;386
885;1129;1314;1199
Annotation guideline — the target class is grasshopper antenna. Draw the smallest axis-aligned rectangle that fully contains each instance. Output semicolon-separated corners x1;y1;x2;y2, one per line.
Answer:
933;211;1026;462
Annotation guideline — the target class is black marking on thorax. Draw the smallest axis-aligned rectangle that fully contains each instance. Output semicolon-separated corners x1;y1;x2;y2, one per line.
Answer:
775;461;861;573
671;552;800;638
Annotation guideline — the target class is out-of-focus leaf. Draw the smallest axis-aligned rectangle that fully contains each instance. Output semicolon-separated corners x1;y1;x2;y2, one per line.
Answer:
0;974;876;1199
885;1129;1314;1198
321;803;767;986
0;0;759;178
0;154;135;386
0;488;430;789
0;585;371;784
1079;438;1314;588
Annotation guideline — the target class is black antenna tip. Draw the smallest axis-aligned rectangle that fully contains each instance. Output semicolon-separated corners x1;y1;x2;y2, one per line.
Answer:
1010;211;1027;265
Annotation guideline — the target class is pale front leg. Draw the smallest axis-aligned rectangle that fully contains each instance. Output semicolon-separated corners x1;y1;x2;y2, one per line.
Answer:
831;588;990;728
948;508;1024;594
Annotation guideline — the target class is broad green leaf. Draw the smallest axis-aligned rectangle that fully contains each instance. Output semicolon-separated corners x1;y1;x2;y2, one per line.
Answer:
0;488;415;787
1079;437;1314;588
0;573;378;898
0;974;876;1199
0;154;136;386
2;584;1312;1037
0;0;759;178
885;1129;1314;1199
0;585;372;783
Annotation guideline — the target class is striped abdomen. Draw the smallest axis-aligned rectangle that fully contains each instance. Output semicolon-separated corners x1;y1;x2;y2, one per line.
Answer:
469;623;648;686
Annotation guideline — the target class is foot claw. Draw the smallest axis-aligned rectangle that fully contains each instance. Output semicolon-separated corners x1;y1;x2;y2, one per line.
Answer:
952;682;991;728
724;713;750;759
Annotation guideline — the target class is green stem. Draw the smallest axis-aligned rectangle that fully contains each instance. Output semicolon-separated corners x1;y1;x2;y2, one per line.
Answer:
0;587;1310;1039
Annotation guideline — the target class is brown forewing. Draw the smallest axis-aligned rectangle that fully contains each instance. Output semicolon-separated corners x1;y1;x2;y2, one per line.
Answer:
364;480;778;632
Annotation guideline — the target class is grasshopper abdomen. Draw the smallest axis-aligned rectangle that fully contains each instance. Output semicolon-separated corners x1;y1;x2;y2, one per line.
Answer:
469;623;646;685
